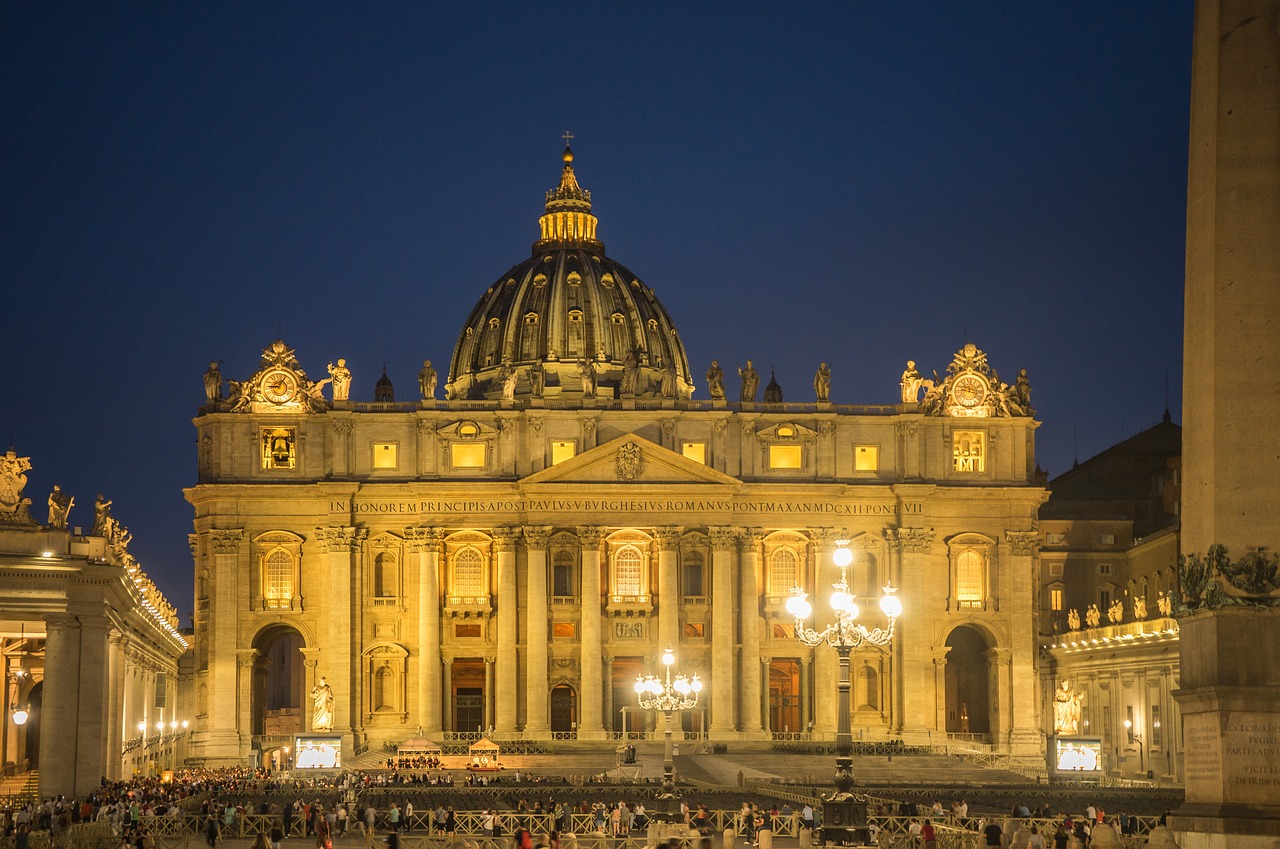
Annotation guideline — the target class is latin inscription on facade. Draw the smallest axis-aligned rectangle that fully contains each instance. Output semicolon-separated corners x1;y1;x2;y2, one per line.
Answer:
1183;712;1280;804
329;498;925;516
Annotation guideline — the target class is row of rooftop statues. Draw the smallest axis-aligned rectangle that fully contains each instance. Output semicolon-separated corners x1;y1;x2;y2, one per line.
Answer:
201;340;1031;414
1064;591;1174;631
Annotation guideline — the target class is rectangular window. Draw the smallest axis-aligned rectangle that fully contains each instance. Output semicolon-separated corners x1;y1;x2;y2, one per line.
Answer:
451;442;486;468
1151;705;1163;748
681;442;707;464
682;561;704;597
1095;533;1116;546
1098;562;1113;576
683;623;704;638
553;562;574;597
154;673;168;708
372;442;398;470
1099;588;1112;611
552;622;577;639
261;427;297;470
551;440;576;465
769;444;803;469
854;444;879;471
1050;587;1064;611
952;431;985;472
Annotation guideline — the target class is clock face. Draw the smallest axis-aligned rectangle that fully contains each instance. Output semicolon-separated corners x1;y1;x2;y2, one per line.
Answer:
951;374;988;409
261;369;299;404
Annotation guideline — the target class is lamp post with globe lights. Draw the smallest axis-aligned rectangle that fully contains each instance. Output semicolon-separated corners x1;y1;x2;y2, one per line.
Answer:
786;539;902;846
634;647;702;820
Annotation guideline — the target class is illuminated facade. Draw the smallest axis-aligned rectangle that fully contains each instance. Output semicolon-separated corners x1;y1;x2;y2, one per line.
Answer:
186;149;1048;769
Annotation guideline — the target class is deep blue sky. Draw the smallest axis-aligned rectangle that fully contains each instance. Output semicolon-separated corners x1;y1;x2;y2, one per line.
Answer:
1;4;1193;622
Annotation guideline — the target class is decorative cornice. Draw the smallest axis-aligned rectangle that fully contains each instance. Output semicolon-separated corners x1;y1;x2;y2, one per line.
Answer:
209;529;245;555
315;526;367;553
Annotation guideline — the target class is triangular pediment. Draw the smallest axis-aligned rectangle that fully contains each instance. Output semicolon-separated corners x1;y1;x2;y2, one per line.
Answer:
521;434;741;486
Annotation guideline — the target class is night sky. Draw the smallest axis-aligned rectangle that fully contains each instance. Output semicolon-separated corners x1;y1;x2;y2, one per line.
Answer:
1;4;1193;622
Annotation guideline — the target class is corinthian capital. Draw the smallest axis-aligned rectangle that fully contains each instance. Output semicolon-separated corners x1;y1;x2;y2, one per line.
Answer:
522;526;553;549
709;527;738;551
654;526;683;549
492;527;521;551
315;526;368;553
1005;531;1041;556
209;529;244;555
403;527;444;553
576;526;604;548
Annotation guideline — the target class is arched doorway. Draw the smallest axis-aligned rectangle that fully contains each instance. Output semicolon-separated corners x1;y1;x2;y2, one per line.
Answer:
550;685;577;733
944;625;991;735
251;626;305;737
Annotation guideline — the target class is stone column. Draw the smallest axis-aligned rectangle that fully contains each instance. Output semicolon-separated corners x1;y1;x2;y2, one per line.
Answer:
39;613;81;799
523;526;552;737
577;527;605;737
206;529;244;763
301;654;318;731
891;527;936;742
799;655;812;734
237;649;257;753
1005;532;1044;754
603;655;616;734
709;527;737;736
407;528;443;734
810;530;839;735
316;526;366;743
105;632;125;781
738;529;764;738
483;657;496;731
655;527;682;652
932;648;951;738
75;614;108;794
760;656;773;734
493;527;520;734
442;659;453;733
987;647;1013;745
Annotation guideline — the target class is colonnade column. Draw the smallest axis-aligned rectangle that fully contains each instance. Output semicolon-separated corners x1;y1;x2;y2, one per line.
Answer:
316;526;366;743
407;528;443;734
105;632;124;780
577;527;605;738
207;529;244;761
932;648;951;740
709;528;737;736
799;656;812;734
809;530;839;735
39;613;81;799
739;529;764;737
441;659;453;733
892;527;936;742
493;527;520;734
523;527;552;737
237;649;257;756
760;656;772;734
484;657;495;731
656;527;682;652
75;613;108;793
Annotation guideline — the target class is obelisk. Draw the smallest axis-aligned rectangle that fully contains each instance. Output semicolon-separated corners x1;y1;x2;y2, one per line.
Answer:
1173;1;1280;847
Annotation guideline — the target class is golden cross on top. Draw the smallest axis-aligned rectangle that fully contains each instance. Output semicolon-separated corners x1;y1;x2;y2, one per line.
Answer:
562;130;574;147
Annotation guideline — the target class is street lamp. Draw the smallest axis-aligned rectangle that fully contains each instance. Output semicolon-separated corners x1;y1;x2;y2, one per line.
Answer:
634;647;702;820
787;540;902;846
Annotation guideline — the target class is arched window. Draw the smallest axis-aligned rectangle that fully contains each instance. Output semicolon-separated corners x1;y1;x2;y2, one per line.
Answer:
373;666;394;711
374;553;397;600
264;549;294;608
613;545;644;596
453;547;485;597
682;550;705;598
552;550;575;598
769;548;799;595
955;549;985;607
857;665;879;710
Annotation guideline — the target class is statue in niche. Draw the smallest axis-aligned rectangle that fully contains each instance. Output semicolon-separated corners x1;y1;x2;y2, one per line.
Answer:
1133;595;1148;620
814;362;832;402
203;361;223;402
1052;679;1084;735
418;360;437;400
1107;597;1124;624
1014;368;1032;413
529;361;545;398
311;677;335;731
327;359;352;401
47;485;74;530
660;360;678;399
499;361;518;400
1156;590;1172;617
92;493;114;537
738;359;760;402
620;348;641;396
900;360;923;404
1085;603;1101;628
1066;608;1081;631
579;359;597;397
705;360;725;400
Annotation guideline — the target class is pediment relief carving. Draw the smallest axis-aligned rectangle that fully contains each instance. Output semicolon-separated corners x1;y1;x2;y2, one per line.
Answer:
436;420;499;442
521;434;740;486
755;422;818;442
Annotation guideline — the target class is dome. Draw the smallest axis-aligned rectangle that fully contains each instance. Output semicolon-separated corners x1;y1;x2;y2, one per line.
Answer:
446;147;694;402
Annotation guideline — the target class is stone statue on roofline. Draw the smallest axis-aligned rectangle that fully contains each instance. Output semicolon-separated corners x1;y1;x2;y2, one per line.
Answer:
47;485;74;530
705;360;725;400
900;360;923;404
739;359;760;402
203;361;223;402
418;360;438;400
0;449;35;526
814;362;831;402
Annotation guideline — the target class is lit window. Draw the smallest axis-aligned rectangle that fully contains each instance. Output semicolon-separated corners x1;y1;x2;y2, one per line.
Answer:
453;548;485;596
451;442;486;468
683;623;704;638
372;442;398;470
612;545;644;596
777;425;795;438
952;431;985;472
1050;586;1064;611
1095;533;1116;546
769;444;803;469
682;551;705;597
854;444;879;471
682;442;707;464
769;548;799;595
955;549;985;606
553;622;577;638
551;440;576;465
261;427;297;470
264;549;294;608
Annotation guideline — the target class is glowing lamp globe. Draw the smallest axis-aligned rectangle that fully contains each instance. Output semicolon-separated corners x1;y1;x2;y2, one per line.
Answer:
833;545;853;568
674;678;691;695
691;677;704;693
880;591;903;619
11;708;28;727
661;649;675;666
831;590;855;614
786;592;812;620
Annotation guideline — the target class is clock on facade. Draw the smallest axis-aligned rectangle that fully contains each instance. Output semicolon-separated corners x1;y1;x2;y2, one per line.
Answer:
261;369;299;405
951;374;988;410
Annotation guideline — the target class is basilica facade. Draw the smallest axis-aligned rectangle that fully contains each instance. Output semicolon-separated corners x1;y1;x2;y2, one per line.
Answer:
186;149;1047;769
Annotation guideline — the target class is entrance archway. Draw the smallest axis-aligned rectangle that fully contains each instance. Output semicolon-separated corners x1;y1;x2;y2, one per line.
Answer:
944;625;991;735
550;685;577;733
251;626;305;737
